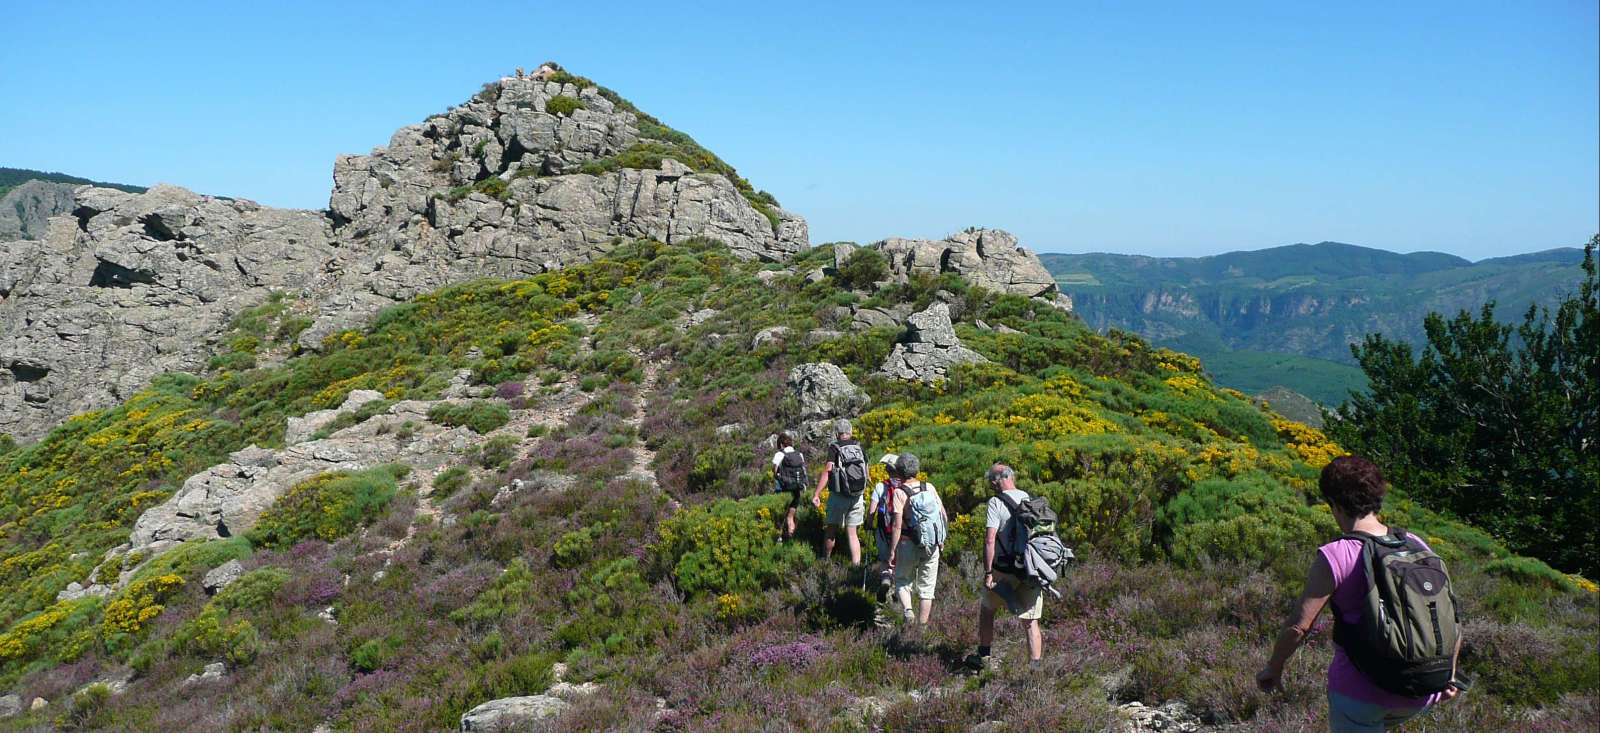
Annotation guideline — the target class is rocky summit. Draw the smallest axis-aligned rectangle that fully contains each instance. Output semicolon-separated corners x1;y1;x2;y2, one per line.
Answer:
0;74;810;442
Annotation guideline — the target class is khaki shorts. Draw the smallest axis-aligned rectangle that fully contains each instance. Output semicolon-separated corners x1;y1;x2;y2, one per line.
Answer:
892;542;940;600
982;570;1043;620
825;491;864;527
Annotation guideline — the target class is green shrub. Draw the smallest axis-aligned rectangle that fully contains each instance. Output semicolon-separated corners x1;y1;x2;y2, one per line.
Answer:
432;466;472;498
477;435;520;470
836;246;888;290
1482;556;1579;593
1160;474;1334;577
248;465;406;548
687;442;747;493
428;401;511;434
552;522;608;569
545;95;584;117
655;495;812;596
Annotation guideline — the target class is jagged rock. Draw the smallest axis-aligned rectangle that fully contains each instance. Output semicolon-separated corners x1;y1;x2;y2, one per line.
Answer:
0;180;78;240
54;582;111;604
879;303;988;383
751;326;791;349
202;559;245;594
851;305;909;331
873;228;1067;305
1117;701;1204;733
129;401;470;553
1;74;809;441
0;184;335;441
0;693;20;718
830;242;859;271
182;662;226;686
284;389;388;444
788;363;869;421
804;267;827;283
460;695;570;732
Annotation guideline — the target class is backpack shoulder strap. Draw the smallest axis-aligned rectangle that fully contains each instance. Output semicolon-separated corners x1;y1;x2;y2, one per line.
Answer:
995;490;1023;514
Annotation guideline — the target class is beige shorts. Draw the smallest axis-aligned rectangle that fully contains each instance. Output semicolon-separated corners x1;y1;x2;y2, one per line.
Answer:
825;491;864;527
892;542;940;600
982;570;1043;620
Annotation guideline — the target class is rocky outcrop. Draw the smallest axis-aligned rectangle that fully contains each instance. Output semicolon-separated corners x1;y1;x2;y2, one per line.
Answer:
202;559;244;594
0;693;19;719
0;184;334;442
0;180;77;240
788;363;870;421
874;228;1071;309
303;76;807;350
1117;700;1208;732
129;397;474;554
459;695;569;731
879;303;988;383
0;75;809;441
284;389;387;445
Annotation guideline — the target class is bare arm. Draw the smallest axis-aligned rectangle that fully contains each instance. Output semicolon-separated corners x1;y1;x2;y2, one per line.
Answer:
811;463;832;507
983;527;998;588
1258;553;1334;690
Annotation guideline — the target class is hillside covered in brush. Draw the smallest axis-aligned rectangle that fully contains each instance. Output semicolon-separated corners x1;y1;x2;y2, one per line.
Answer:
0;69;1594;732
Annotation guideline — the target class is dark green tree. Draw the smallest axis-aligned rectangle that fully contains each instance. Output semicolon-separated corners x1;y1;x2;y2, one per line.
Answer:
1329;236;1598;577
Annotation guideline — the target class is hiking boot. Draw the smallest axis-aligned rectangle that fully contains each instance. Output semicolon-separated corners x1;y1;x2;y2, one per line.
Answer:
962;653;991;672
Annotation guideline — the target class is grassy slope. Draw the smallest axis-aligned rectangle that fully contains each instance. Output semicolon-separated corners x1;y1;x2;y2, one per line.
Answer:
0;240;1592;731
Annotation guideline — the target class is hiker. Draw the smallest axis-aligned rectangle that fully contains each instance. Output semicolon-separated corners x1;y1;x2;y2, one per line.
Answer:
970;463;1043;668
810;419;868;565
884;452;947;624
868;452;903;587
771;433;807;542
1255;456;1463;732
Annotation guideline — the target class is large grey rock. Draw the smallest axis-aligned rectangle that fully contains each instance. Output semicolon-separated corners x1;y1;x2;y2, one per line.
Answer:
0;180;79;240
129;400;471;553
182;662;226;686
0;184;335;441
873;228;1068;306
284;389;388;445
1117;700;1205;732
751;326;791;349
788;363;869;421
0;693;20;719
459;695;570;732
879;303;988;383
202;559;245;594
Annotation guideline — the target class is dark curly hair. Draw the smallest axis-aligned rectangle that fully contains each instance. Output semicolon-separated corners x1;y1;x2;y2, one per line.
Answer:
1319;456;1387;518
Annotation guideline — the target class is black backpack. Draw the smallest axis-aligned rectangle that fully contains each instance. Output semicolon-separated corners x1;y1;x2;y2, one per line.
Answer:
1332;529;1462;697
831;440;868;496
775;450;808;493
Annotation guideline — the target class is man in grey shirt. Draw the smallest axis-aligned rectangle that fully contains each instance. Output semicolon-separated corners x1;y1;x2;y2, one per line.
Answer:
970;462;1043;670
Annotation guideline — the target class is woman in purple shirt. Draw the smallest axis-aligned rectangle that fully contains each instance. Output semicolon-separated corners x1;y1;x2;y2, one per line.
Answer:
1255;456;1461;732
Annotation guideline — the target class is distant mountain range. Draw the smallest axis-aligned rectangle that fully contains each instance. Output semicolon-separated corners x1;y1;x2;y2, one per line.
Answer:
1042;242;1586;405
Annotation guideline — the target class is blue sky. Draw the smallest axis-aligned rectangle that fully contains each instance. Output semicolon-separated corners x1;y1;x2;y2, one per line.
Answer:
2;1;1595;259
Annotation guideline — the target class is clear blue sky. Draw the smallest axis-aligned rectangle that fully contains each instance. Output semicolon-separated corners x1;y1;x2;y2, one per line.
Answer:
3;1;1595;259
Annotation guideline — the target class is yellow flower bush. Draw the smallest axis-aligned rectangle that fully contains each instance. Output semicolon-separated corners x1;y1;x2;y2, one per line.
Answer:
1272;418;1346;468
101;573;185;636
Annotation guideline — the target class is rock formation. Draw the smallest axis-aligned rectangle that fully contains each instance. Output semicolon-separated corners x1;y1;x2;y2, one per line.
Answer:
0;184;334;441
0;180;77;240
873;227;1071;309
0;74;809;442
879;302;988;383
788;362;870;421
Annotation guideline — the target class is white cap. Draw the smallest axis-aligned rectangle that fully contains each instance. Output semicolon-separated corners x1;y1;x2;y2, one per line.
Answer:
879;453;899;466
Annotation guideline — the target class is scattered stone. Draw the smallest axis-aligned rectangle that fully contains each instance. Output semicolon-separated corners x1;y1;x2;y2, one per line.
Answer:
182;662;226;686
203;559;245;595
285;389;388;444
804;267;827;284
751;326;792;349
851;305;908;331
878;303;988;383
55;581;111;602
318;607;338;625
29;698;46;712
682;308;719;329
714;422;746;438
460;695;570;732
805;329;843;344
787;363;870;421
1117;700;1204;733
